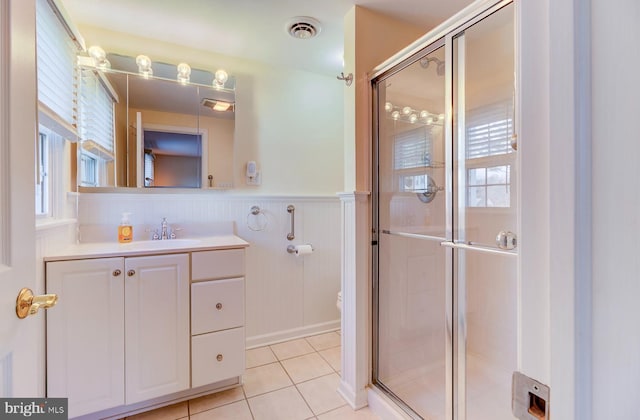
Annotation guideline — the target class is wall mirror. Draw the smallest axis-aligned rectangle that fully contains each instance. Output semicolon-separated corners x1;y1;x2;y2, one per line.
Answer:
78;53;235;190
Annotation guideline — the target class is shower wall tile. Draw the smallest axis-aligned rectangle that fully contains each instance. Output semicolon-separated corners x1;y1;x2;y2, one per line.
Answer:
76;193;341;345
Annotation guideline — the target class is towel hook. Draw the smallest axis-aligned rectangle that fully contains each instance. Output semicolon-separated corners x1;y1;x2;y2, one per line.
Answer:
337;72;353;87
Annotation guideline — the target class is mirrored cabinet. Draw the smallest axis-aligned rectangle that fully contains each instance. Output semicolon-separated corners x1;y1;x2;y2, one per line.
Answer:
77;54;236;190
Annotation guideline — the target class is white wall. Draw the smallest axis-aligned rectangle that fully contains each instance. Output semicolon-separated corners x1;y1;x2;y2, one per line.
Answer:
76;193;342;346
591;0;640;417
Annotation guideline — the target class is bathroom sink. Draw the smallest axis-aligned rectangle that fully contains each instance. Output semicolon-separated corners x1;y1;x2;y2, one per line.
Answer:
121;238;202;250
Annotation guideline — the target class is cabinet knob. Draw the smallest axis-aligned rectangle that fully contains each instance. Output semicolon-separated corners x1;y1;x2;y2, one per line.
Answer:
127;270;136;277
113;269;122;276
216;354;223;362
216;303;223;310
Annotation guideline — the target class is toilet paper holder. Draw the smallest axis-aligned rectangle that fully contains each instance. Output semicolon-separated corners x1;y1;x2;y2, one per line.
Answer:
287;244;314;255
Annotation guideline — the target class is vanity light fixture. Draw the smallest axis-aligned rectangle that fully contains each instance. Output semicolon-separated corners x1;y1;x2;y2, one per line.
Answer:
88;45;110;69
213;69;228;88
386;102;442;126
177;63;191;84
136;54;153;78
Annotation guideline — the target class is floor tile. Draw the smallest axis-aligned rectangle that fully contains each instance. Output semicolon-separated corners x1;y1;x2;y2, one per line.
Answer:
246;346;278;368
306;332;341;351
317;405;381;419
188;386;245;414
189;400;253;420
297;373;346;415
243;361;293;397
319;346;341;372
270;338;315;360
126;402;188;420
248;386;314;420
281;352;334;384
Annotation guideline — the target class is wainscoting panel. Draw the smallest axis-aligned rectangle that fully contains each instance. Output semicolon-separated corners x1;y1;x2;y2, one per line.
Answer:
76;193;341;347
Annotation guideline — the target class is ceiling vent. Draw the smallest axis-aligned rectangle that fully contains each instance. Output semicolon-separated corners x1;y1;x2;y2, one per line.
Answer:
286;17;321;39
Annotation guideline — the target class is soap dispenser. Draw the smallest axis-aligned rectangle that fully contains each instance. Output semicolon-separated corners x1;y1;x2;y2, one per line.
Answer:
118;212;133;243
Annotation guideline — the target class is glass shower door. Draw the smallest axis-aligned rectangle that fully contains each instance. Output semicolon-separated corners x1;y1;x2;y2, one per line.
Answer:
374;44;449;420
373;3;516;420
450;4;517;419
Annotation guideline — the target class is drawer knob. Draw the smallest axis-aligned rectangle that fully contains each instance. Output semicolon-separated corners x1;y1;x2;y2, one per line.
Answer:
113;269;122;276
127;270;136;277
216;303;223;310
216;354;223;362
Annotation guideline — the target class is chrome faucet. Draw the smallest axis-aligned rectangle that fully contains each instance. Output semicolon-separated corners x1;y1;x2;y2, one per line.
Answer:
160;217;169;240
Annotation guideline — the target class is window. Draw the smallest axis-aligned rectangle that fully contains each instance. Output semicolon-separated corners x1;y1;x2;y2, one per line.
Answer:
465;100;513;208
394;126;435;193
78;69;117;187
35;0;81;217
79;153;97;187
144;152;155;187
35;133;49;216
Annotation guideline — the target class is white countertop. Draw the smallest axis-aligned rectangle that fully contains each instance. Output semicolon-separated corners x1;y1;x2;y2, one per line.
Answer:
44;235;249;262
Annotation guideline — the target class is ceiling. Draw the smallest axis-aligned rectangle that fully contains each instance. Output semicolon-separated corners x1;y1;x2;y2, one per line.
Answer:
59;0;474;77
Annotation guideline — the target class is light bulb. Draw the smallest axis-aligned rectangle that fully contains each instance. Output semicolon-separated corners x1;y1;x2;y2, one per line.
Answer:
385;102;393;112
402;106;412;115
420;110;429;119
438;113;445;121
136;55;153;78
391;111;400;120
88;46;110;69
409;114;418;124
426;116;434;125
177;63;191;84
214;69;228;88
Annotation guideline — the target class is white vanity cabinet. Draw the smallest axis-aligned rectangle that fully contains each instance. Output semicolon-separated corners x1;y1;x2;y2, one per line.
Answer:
46;253;190;418
45;238;248;420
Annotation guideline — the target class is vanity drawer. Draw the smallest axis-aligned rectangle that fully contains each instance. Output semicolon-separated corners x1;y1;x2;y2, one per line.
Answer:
191;328;245;388
192;249;245;281
191;278;244;335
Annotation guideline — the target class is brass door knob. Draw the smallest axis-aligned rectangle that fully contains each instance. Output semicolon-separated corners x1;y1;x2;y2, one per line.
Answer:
127;270;136;277
216;303;223;310
113;269;122;276
216;354;223;362
16;288;58;319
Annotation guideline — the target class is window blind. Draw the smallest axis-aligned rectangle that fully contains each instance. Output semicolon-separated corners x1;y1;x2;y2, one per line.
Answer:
36;0;78;138
394;127;433;170
79;70;116;158
466;100;513;159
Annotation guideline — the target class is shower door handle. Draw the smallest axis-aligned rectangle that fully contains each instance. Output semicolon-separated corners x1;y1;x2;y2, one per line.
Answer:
496;231;517;250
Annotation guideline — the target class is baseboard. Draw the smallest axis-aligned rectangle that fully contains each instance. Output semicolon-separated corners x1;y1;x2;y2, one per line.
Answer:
245;320;340;349
337;379;368;410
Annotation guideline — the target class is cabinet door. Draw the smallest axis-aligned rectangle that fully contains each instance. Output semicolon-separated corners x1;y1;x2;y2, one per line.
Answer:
46;257;125;418
124;253;190;404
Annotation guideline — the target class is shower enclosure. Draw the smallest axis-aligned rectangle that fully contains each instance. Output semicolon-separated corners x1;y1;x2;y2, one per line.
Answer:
372;2;516;419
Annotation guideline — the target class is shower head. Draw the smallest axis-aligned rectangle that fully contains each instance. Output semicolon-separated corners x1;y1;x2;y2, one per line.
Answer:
420;57;445;76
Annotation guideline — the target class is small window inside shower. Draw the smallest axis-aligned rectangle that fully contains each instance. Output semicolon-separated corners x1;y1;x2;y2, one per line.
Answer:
466;99;513;208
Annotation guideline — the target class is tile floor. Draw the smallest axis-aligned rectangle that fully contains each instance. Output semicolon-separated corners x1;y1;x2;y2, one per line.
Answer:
126;331;380;420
